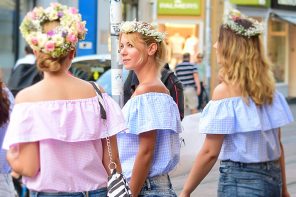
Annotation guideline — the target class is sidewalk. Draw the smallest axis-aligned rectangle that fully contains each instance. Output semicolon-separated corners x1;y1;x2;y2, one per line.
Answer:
172;103;296;196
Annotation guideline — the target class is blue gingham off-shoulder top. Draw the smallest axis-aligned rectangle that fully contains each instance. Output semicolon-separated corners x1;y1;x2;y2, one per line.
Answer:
117;92;182;179
200;91;294;163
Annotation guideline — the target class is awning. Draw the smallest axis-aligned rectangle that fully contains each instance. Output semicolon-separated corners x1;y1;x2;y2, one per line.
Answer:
270;11;296;25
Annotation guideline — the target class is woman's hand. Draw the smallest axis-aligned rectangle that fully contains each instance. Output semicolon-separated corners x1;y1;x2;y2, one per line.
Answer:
282;188;290;197
7;142;40;177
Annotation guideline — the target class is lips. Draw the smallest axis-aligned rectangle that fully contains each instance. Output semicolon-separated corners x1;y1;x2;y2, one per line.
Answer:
122;59;130;64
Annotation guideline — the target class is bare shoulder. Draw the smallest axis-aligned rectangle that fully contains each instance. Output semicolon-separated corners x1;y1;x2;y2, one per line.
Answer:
14;83;41;104
134;83;169;96
212;82;231;101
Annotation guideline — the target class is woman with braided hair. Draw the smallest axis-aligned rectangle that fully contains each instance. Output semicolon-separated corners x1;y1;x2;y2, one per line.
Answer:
2;3;126;196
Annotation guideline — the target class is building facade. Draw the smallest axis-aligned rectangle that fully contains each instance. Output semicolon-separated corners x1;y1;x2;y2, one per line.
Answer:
230;0;296;97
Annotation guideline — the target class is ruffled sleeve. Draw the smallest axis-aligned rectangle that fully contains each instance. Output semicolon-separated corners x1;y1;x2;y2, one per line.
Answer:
200;91;294;134
2;94;126;149
122;93;182;135
100;93;127;138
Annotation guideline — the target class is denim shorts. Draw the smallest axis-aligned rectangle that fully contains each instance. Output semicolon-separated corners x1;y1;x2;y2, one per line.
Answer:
0;174;16;197
30;187;107;197
218;160;282;197
139;174;177;197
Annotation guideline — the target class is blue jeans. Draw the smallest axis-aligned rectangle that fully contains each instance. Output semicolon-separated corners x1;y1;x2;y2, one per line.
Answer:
139;174;177;197
218;160;282;197
30;187;107;197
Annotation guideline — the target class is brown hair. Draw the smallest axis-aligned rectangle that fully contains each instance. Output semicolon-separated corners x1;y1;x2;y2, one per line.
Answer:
36;20;69;73
119;31;167;72
217;18;275;105
0;81;10;126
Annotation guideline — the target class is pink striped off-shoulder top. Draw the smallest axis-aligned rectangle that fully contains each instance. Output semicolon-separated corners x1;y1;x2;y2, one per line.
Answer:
2;93;126;192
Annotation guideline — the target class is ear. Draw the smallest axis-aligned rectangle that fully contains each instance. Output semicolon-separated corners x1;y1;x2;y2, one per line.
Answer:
147;43;157;56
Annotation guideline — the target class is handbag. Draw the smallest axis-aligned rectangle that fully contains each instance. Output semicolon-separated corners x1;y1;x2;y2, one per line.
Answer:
90;82;132;197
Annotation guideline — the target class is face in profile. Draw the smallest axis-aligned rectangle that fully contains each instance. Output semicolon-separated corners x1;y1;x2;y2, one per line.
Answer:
119;34;145;71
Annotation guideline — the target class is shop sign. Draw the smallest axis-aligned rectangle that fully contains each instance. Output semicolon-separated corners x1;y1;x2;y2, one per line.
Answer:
230;0;270;6
157;0;201;16
271;0;296;10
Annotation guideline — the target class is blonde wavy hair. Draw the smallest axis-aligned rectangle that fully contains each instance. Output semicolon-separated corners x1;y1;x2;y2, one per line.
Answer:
119;31;167;73
217;19;275;106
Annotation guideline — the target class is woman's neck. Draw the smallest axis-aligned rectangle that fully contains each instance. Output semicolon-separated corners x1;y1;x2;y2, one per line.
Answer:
43;69;71;80
135;59;159;84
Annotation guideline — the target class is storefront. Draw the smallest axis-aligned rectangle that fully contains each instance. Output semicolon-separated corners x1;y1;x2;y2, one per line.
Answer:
0;0;36;82
0;0;78;82
230;0;296;97
270;0;296;97
156;0;204;68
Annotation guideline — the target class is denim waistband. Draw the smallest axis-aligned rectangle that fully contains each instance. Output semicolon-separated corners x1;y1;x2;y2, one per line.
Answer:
144;174;171;189
220;160;280;170
30;187;107;197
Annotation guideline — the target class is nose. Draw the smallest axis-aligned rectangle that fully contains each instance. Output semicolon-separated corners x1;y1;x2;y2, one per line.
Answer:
213;42;218;49
119;46;127;56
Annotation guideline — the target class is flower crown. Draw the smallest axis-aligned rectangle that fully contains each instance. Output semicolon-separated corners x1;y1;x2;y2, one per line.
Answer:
223;10;263;37
20;3;87;58
119;21;166;43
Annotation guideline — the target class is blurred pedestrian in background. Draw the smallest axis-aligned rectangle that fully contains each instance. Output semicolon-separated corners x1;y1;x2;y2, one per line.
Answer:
175;53;201;114
194;52;209;111
2;3;126;196
0;80;16;197
13;45;36;70
117;21;182;196
180;10;293;197
8;45;40;97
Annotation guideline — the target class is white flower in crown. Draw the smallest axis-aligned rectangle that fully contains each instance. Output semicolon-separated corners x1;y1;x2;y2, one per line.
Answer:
223;9;264;38
120;21;137;33
120;21;166;43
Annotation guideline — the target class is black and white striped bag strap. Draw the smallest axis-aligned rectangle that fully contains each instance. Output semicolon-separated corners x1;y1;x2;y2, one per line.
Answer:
90;81;132;197
90;81;106;120
89;81;116;171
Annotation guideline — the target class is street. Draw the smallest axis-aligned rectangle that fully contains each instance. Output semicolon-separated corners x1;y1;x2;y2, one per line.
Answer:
172;103;296;197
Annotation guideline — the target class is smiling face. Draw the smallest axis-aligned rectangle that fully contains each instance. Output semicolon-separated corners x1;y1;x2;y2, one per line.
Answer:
119;33;147;71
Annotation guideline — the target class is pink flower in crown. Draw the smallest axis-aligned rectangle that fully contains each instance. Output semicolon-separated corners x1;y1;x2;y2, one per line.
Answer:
51;2;60;8
45;41;55;52
69;7;78;14
31;37;38;46
231;15;240;21
76;22;85;33
66;32;78;43
27;11;37;20
230;10;241;22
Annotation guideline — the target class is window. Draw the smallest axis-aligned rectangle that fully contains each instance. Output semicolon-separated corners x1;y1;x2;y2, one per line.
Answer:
268;18;288;83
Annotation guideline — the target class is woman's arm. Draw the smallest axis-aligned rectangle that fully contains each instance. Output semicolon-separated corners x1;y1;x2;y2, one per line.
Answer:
180;134;224;197
102;135;122;175
6;142;40;177
129;131;157;197
279;128;290;197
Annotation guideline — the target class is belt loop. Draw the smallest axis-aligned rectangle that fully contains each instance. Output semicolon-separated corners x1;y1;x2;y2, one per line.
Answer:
84;191;89;197
146;178;151;190
167;174;171;183
266;162;271;170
